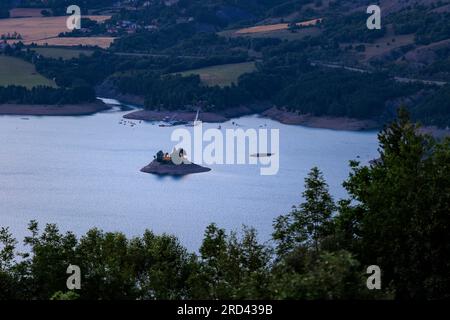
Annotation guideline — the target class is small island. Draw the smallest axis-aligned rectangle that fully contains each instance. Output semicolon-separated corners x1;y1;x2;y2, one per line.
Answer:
141;149;211;176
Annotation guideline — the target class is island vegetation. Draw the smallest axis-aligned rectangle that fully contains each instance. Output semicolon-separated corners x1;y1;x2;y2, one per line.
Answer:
140;149;211;175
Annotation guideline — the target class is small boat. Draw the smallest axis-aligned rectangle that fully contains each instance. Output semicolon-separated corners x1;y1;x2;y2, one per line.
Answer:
159;116;175;127
250;153;275;158
159;120;187;127
186;109;201;127
172;120;188;126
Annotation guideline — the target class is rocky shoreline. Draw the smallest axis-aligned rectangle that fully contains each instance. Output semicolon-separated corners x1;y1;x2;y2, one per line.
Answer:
123;105;382;131
261;107;381;131
124;109;228;122
141;160;211;175
123;104;271;123
2;95;448;136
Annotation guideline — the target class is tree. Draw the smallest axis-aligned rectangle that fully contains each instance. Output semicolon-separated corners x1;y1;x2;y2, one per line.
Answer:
342;108;450;299
20;221;78;300
131;230;195;300
75;229;138;299
270;169;369;300
190;224;271;299
50;291;80;300
0;227;17;299
273;167;335;257
270;250;367;299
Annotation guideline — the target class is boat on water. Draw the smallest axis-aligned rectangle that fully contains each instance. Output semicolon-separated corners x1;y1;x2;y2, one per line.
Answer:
250;153;275;158
159;120;188;127
159;122;175;127
185;109;201;127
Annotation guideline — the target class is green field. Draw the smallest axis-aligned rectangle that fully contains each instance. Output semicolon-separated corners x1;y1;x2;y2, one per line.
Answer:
218;27;321;41
32;47;95;60
179;62;257;87
0;56;57;89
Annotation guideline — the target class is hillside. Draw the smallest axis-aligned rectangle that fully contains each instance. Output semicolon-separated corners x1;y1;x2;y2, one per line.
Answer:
1;0;450;127
0;55;56;88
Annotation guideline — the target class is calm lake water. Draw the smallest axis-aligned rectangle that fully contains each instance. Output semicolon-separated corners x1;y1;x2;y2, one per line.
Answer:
0;100;379;251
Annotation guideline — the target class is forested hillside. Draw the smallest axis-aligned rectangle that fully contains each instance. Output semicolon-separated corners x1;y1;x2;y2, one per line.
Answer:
1;0;450;127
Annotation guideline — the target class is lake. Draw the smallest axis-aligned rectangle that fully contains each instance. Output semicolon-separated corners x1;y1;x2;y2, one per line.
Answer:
0;100;379;251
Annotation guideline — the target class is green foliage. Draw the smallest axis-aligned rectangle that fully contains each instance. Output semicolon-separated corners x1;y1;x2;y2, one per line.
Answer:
0;0;12;19
392;10;450;45
342;108;450;298
116;72;253;111
273;167;335;256
113;48;421;119
50;291;80;300
0;227;17;299
323;13;386;43
270;167;369;299
0;227;16;271
128;230;195;299
0;85;96;104
271;250;367;299
412;85;450;127
0;222;274;300
254;45;424;120
21;221;78;299
190;224;272;299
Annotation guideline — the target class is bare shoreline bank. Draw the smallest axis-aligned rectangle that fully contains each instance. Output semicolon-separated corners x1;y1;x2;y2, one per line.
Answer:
0;102;110;116
123;106;450;136
1;99;448;136
124;106;382;131
261;107;381;131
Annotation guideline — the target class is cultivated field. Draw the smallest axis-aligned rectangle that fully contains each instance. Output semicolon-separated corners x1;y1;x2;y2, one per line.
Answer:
9;8;48;18
0;15;113;48
0;56;56;88
26;37;115;48
178;62;257;87
32;47;95;60
235;18;322;34
220;26;321;41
